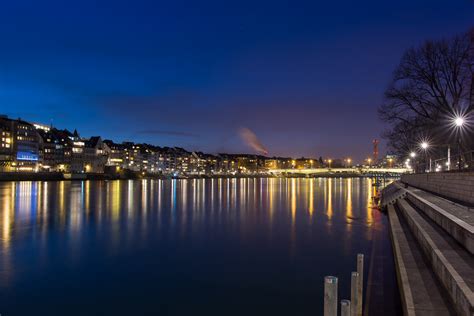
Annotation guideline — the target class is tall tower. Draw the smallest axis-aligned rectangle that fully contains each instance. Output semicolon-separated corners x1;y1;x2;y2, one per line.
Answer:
373;139;379;162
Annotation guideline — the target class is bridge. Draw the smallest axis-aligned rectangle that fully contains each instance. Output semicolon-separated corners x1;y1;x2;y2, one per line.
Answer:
267;167;410;176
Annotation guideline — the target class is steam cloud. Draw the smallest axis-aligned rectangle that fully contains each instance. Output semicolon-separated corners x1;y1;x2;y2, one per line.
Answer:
239;127;268;155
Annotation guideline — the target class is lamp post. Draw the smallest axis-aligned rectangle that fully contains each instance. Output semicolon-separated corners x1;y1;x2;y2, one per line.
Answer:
409;152;417;172
421;142;429;172
454;116;464;171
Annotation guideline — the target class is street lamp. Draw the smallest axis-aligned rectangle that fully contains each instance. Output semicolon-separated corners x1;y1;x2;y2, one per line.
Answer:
346;158;352;167
410;152;416;158
420;142;430;172
454;115;465;171
455;117;464;127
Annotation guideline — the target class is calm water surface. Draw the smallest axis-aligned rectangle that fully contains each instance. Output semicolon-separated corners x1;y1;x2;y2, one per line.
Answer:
0;178;398;315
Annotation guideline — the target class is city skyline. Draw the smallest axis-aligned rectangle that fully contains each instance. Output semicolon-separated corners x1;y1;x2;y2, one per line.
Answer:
0;113;374;163
1;1;473;160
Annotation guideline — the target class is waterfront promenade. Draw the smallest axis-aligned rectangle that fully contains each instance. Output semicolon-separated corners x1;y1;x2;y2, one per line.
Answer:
381;172;474;315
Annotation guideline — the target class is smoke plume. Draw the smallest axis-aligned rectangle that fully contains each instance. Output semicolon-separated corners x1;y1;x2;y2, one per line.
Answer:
239;127;268;155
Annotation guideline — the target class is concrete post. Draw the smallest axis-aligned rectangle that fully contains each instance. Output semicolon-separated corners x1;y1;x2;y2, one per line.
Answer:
341;299;351;316
357;254;364;316
324;276;338;316
350;272;359;316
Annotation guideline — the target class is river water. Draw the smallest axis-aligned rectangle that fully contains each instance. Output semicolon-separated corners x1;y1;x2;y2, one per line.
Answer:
0;178;400;315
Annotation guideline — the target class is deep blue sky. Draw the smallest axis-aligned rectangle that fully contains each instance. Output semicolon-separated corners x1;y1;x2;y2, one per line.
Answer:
1;0;473;161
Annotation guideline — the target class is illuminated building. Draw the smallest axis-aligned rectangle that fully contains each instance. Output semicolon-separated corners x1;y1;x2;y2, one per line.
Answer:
0;115;41;172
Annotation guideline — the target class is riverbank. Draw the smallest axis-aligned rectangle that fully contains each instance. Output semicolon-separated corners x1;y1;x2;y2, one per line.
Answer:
0;171;400;182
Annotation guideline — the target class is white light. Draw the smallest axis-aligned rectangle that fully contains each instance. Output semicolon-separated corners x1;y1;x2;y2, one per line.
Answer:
455;117;465;127
410;152;416;158
421;142;428;150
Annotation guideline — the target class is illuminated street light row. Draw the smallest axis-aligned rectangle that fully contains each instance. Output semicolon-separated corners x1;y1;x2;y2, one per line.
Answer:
407;114;469;172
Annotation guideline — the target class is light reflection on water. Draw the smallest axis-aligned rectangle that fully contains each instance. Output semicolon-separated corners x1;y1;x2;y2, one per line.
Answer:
0;178;384;315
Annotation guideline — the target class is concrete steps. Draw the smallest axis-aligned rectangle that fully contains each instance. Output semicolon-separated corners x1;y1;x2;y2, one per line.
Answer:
387;204;453;315
380;182;407;208
401;185;474;254
396;198;474;316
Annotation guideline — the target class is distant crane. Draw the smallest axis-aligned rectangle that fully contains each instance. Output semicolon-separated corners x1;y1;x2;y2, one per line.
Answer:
373;139;379;163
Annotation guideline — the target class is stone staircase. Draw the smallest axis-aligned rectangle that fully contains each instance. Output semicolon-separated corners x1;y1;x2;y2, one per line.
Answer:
382;181;474;316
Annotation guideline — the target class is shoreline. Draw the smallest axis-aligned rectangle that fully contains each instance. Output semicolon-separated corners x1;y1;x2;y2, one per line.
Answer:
0;172;399;182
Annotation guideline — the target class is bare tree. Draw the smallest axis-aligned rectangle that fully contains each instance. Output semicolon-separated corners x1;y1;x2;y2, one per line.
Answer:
379;29;474;156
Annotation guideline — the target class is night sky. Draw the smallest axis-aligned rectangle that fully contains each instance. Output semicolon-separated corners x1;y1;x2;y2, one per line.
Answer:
1;1;473;161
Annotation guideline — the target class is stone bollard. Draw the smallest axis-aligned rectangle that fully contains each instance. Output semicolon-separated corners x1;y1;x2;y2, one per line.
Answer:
350;272;359;316
324;276;338;316
357;254;364;316
341;299;351;316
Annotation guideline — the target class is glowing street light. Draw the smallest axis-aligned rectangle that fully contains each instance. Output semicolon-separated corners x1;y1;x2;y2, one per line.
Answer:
367;158;372;167
410;152;416;158
420;142;430;172
453;115;466;170
455;116;465;127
